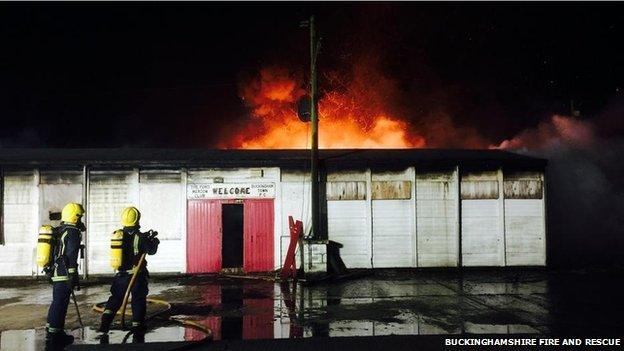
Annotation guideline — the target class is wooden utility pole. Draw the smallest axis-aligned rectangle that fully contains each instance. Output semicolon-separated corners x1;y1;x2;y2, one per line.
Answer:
309;15;320;240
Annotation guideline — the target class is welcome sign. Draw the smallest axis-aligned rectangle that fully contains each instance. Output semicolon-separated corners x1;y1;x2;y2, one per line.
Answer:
188;182;275;199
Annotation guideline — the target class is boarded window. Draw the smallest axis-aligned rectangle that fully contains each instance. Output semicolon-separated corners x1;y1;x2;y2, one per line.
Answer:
40;171;83;185
39;171;83;226
461;180;499;199
326;181;366;200
139;171;181;183
371;181;411;200
503;180;543;199
90;172;134;184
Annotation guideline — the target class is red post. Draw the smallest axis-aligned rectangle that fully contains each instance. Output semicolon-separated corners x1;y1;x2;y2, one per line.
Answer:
281;216;301;280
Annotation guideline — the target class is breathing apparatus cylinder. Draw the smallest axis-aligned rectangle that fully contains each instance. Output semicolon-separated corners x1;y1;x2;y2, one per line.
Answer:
36;225;55;268
110;230;124;270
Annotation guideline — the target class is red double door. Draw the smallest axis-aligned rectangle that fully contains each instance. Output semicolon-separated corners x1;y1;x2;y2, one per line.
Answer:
187;199;274;273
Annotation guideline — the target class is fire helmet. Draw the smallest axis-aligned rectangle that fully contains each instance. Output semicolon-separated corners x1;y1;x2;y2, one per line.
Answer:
61;203;85;224
121;206;141;227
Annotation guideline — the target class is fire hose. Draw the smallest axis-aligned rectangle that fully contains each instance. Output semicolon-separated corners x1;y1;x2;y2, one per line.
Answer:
92;254;213;345
120;253;146;329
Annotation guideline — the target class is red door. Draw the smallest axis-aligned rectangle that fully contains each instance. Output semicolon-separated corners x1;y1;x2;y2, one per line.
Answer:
187;200;222;273
187;198;274;273
243;199;274;272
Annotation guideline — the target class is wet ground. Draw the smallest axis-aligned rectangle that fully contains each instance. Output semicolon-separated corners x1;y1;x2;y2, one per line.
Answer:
1;268;623;350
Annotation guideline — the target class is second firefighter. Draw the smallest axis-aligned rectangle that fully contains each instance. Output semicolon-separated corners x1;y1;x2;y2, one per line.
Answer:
98;206;159;333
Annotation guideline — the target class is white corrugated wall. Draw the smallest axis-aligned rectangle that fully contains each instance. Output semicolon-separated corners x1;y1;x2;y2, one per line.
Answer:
0;164;548;276
503;171;546;265
371;168;416;268
39;171;83;228
416;170;459;267
279;171;311;264
38;171;84;277
0;171;38;276
326;170;371;268
461;170;505;266
138;171;185;273
87;171;138;274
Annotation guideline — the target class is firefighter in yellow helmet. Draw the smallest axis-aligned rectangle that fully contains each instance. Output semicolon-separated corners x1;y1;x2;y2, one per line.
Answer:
98;206;159;335
45;203;85;346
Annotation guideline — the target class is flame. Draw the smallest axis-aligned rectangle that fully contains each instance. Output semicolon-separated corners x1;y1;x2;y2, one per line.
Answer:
229;64;424;149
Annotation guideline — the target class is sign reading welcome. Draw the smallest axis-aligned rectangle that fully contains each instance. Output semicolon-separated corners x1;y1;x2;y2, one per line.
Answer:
188;182;275;199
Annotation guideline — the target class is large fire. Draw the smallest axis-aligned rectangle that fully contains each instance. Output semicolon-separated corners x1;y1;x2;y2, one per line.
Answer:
226;64;425;149
224;62;591;151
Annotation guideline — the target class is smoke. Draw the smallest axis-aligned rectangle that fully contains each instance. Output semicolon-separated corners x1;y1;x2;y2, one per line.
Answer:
494;115;596;150
497;105;624;267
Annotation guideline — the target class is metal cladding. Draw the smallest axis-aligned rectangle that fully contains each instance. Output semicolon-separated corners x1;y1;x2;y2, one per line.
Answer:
243;199;274;273
187;200;222;273
0;148;547;276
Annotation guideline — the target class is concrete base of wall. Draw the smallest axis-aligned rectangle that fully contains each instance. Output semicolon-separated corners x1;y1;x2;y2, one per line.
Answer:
302;240;328;279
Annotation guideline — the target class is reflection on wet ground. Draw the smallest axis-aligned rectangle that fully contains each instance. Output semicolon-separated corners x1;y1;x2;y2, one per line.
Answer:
1;268;623;349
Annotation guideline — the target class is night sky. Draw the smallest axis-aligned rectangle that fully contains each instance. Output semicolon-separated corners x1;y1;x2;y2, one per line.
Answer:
1;2;622;148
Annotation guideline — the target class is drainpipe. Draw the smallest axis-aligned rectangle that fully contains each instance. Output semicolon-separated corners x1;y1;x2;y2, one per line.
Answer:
456;166;462;268
82;165;89;280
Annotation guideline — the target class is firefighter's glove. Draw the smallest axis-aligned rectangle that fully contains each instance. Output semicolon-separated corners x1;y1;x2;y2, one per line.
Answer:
70;274;80;291
43;266;53;278
147;230;158;240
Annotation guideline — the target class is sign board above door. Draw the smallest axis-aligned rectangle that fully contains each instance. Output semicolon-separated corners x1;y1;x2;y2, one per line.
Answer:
188;182;275;199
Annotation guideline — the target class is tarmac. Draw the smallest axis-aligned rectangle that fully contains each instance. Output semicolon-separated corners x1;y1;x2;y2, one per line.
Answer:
1;268;623;350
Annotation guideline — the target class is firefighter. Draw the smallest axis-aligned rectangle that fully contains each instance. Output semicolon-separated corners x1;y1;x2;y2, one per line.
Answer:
45;202;85;346
98;206;159;334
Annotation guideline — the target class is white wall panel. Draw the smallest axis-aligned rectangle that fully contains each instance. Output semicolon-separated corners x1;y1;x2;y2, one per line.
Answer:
461;170;504;266
39;171;83;228
504;168;546;266
327;200;370;268
279;181;311;263
371;168;415;268
0;171;37;276
372;200;414;267
462;201;504;266
88;171;138;274
139;172;184;272
417;171;458;267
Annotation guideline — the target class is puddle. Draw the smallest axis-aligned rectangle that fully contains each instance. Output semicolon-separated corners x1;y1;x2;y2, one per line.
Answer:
4;269;624;349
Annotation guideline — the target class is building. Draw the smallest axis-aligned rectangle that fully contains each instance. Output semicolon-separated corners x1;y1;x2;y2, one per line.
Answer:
0;148;547;277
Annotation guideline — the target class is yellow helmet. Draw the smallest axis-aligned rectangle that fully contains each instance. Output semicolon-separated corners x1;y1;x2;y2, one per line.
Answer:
61;203;85;224
121;206;141;227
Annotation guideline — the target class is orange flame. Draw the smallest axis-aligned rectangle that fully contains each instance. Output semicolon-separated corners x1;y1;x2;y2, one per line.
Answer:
229;64;425;149
224;57;497;150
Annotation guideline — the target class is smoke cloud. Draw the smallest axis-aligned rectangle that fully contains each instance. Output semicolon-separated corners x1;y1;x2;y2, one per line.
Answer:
497;103;624;267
